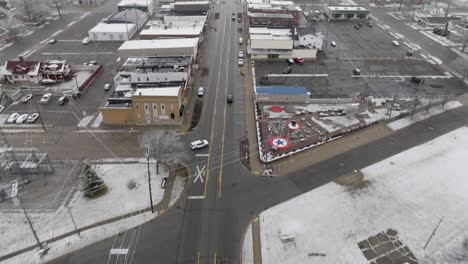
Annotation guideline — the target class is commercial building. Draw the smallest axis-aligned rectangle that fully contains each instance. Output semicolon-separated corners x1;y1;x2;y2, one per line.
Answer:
0;58;72;84
101;86;183;125
255;86;308;103
104;8;149;30
140;19;205;39
248;27;316;59
293;27;324;50
324;5;370;20
171;1;209;13
247;0;302;26
88;23;137;41
73;0;104;5
118;0;154;15
248;12;297;28
117;38;199;62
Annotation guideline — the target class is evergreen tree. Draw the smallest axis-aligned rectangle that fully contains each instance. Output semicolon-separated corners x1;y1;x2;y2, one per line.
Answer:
0;188;7;201
81;164;107;198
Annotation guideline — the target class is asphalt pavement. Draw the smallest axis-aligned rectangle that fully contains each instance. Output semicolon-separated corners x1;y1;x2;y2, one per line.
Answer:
23;2;468;264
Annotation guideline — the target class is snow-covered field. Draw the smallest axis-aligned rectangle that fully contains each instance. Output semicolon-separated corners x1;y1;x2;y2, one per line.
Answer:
387;101;462;130
256;127;468;264
0;162;170;259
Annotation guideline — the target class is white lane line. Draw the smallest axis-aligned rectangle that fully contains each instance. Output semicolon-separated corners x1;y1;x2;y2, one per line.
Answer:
187;195;205;199
395;33;404;39
79;12;90;20
51;29;63;37
23;30;34;37
24;49;38;58
377;24;386;30
267;74;329;77
195;153;209;157
66;21;77;27
383;24;391;30
420;54;428;59
0;42;14;51
40;39;50;44
18;49;31;57
41;52;115;55
444;72;453;78
356;75;452;78
55;39;82;42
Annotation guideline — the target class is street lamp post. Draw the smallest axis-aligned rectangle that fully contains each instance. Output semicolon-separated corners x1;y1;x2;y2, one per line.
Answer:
145;146;154;213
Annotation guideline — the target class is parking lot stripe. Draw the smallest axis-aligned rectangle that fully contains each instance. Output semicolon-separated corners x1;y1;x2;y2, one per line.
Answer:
187;195;205;200
51;29;63;37
195;154;209;157
41;52;115;55
66;21;77;27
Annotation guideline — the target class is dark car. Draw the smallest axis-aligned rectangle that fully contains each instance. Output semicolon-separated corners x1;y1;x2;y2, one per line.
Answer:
355;24;361;30
227;94;233;103
367;21;373;27
411;76;422;84
57;96;69;105
353;69;361;76
283;67;292;74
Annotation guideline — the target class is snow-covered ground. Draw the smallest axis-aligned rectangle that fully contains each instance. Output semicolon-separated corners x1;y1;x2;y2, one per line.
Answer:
242;224;254;264
77;115;94;129
323;115;360;127
0;162;170;258
256;127;468;264
387;101;462;130
311;117;340;133
91;113;103;128
169;175;185;207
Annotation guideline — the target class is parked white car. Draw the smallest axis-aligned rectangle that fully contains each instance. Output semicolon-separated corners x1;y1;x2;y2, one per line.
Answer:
7;113;20;123
104;83;111;91
198;87;204;97
20;94;33;103
190;140;209;150
238;59;244;66
392;40;400;47
331;41;336;47
40;93;52;104
41;79;56;85
238;37;243;44
82;37;90;45
27;113;39;123
16;114;29;124
238;51;244;58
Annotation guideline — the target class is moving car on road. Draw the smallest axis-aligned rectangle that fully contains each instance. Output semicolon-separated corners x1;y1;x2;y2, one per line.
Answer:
392;40;400;47
283;67;292;74
331;41;336;47
48;39;57;44
190;140;209;150
198;87;204;97
16;114;28;124
7;113;20;123
27;113;39;123
40;93;52;104
293;57;304;64
57;96;69;105
20;94;33;103
227;94;233;103
82;37;90;45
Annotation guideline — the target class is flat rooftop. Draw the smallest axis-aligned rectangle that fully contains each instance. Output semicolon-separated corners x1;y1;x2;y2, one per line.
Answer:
118;0;150;6
134;86;181;96
123;56;192;67
326;5;369;11
118;38;199;50
89;22;136;33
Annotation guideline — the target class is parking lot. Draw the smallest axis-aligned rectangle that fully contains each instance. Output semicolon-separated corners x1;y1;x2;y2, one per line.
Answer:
255;21;466;98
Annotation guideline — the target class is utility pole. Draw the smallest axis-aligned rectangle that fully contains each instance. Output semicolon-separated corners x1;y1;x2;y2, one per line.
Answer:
423;216;444;250
145;146;154;213
445;1;451;17
66;206;80;237
17;197;45;251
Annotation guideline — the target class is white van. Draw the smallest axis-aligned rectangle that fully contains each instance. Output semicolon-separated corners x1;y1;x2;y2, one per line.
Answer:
198;87;204;97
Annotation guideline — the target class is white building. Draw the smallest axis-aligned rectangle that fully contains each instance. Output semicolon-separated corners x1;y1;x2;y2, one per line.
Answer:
118;0;154;15
88;23;137;41
117;38;199;61
249;27;317;59
140;20;205;39
294;27;324;50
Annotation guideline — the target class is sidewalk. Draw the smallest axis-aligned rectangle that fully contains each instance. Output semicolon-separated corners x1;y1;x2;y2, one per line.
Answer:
0;162;188;262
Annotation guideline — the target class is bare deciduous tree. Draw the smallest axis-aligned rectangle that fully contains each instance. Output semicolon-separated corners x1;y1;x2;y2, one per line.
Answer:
141;130;187;174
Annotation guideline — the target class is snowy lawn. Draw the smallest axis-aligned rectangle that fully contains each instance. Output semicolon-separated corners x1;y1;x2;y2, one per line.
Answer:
257;127;468;264
387;101;462;130
0;162;169;258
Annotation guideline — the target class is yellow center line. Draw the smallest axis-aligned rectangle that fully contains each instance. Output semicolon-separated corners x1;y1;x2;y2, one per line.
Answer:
218;17;233;199
203;16;229;197
214;251;217;264
197;251;200;264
